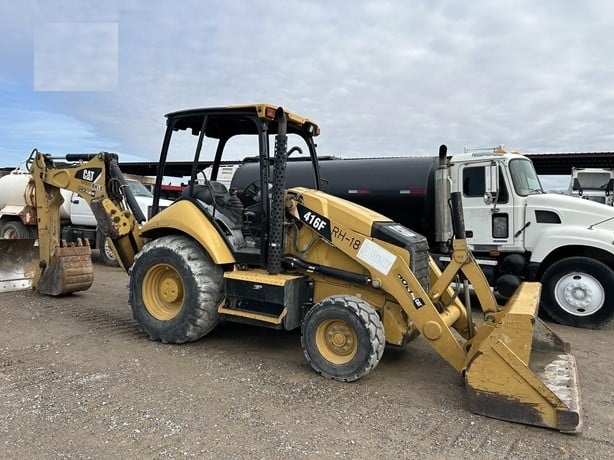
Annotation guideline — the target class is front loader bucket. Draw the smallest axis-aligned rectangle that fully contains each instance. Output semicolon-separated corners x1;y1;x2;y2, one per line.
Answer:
0;238;38;292
464;282;582;433
36;239;94;296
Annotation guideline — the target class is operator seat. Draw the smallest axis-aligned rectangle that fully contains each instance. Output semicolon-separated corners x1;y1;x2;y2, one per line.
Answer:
182;181;243;225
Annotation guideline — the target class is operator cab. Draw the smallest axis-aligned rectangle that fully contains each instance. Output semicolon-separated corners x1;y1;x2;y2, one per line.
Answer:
151;104;322;267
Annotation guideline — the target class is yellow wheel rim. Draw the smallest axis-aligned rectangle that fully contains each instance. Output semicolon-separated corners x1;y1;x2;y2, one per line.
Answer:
315;318;358;364
142;263;184;321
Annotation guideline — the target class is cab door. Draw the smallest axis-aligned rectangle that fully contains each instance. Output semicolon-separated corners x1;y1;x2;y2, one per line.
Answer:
457;161;516;251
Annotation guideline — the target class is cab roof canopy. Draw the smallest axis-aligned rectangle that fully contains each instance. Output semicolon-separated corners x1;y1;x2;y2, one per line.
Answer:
166;104;320;139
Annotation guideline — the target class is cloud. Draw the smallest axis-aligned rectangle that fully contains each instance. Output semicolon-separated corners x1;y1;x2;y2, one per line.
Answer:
34;23;118;91
1;0;614;191
0;105;121;166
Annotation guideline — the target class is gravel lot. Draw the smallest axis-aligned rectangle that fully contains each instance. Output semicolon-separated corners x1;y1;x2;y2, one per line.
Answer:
1;254;613;459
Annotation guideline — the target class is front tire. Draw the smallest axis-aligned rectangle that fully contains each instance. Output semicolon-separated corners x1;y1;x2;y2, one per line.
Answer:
301;295;385;382
541;256;614;328
96;232;119;267
129;235;224;343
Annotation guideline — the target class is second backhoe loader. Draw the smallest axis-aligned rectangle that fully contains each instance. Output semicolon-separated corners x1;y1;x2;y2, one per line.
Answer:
0;104;582;432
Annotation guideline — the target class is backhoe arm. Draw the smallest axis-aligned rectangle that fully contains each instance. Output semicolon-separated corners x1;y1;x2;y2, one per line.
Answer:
29;151;144;294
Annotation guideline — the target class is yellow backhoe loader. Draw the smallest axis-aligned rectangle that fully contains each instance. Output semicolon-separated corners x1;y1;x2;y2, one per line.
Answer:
0;104;581;432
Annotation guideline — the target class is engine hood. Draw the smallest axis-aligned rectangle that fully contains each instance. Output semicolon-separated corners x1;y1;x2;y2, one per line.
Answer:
526;193;614;230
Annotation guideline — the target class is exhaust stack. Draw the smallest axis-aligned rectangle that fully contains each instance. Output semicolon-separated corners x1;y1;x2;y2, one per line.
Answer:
434;144;452;251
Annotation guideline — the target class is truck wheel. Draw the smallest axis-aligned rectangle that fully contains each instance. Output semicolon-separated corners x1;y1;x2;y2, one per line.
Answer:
301;295;385;382
129;235;224;343
96;232;119;267
0;221;33;239
541;257;614;328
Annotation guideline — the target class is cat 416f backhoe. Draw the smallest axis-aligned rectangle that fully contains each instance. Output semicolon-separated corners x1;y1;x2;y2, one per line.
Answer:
0;104;581;432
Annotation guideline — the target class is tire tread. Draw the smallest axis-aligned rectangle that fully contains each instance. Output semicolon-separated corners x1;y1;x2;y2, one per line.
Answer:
301;295;385;382
129;235;223;343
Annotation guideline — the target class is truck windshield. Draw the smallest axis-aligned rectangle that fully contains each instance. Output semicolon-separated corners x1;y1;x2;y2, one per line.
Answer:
509;158;543;196
127;179;153;197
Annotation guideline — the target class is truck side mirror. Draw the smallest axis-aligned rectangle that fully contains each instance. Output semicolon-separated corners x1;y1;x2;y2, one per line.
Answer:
483;163;499;205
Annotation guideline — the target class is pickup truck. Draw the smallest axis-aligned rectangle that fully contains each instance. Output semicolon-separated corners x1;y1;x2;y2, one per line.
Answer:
0;170;171;266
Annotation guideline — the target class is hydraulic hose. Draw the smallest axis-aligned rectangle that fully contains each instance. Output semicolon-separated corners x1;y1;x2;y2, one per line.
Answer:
108;157;147;224
450;191;466;240
282;256;371;285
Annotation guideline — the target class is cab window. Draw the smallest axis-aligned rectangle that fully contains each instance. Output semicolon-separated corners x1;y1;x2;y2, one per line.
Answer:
462;166;509;203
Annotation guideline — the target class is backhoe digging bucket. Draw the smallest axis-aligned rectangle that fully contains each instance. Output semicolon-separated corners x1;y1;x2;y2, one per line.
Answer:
0;238;39;292
36;239;94;296
464;282;582;433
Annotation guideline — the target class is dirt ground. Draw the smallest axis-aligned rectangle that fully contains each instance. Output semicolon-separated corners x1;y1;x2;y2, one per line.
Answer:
1;254;613;459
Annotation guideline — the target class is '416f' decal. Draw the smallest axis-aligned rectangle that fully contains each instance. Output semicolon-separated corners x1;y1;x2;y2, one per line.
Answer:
296;203;332;241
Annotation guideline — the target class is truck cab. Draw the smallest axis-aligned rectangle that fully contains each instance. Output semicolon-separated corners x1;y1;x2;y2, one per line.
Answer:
450;152;542;254
448;150;614;328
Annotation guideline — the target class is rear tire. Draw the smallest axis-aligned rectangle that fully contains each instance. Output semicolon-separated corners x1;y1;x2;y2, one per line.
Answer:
0;221;34;239
541;257;614;328
129;235;224;343
301;295;385;382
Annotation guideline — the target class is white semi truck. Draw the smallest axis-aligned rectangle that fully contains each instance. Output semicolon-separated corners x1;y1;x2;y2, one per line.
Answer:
0;168;170;266
231;146;614;328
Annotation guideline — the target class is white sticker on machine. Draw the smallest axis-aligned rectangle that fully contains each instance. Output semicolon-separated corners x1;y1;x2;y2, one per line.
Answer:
356;239;397;275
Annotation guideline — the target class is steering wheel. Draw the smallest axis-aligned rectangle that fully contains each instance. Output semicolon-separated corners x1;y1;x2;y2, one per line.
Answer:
242;148;302;202
243;180;274;204
243;181;262;201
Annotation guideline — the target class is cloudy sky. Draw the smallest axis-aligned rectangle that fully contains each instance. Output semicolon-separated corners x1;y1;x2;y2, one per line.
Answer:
1;1;613;189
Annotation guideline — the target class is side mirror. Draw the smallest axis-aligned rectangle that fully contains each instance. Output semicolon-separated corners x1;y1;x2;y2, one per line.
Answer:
484;163;499;205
